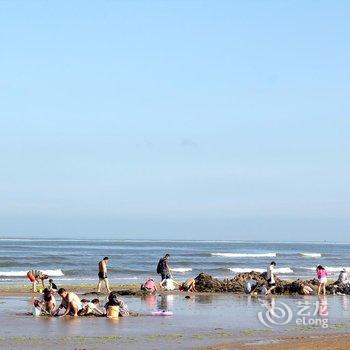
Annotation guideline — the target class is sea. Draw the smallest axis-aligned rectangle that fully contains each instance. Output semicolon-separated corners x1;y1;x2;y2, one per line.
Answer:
0;239;349;285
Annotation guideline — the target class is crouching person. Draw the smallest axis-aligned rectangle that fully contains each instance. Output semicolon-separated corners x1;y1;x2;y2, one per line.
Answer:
105;291;129;318
55;288;82;317
180;278;197;292
32;288;57;316
42;288;56;315
141;278;158;294
300;282;314;295
79;298;105;316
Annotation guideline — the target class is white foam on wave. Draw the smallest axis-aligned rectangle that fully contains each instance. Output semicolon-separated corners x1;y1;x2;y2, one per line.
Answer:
300;253;322;258
170;268;192;273
0;269;64;277
276;267;294;274
228;267;294;274
212;253;276;258
60;276;140;281
228;268;265;273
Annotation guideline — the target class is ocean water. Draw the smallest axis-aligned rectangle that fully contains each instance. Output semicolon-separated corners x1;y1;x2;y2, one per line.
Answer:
0;239;349;285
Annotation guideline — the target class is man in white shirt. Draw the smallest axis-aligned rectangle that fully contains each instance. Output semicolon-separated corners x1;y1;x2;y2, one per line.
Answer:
266;261;277;294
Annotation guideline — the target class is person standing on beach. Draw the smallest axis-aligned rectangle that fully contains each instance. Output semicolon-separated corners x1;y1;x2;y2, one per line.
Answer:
97;257;111;293
157;254;171;281
266;261;277;295
316;265;328;295
26;269;48;292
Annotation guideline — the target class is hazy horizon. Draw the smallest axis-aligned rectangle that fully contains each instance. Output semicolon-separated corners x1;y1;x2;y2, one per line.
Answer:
1;1;349;241
1;236;350;243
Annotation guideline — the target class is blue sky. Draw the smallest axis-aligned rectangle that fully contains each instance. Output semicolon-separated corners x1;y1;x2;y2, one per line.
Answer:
0;1;349;240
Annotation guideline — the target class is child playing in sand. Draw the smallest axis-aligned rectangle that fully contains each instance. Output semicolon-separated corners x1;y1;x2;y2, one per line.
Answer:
42;288;56;315
105;291;130;317
32;289;56;316
32;300;45;316
79;298;104;316
48;279;58;292
259;285;268;295
243;274;258;295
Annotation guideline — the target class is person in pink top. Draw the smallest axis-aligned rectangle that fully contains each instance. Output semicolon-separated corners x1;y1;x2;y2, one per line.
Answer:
316;265;328;295
141;278;158;294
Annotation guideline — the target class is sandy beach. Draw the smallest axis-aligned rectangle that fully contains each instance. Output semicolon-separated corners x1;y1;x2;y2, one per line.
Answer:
204;334;350;350
2;240;350;349
1;282;350;349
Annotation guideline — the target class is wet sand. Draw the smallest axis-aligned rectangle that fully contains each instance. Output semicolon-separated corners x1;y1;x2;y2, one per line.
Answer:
3;333;350;350
204;334;350;350
1;283;350;349
0;282;142;296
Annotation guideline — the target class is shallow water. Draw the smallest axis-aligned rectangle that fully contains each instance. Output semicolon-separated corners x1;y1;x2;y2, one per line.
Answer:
1;293;350;340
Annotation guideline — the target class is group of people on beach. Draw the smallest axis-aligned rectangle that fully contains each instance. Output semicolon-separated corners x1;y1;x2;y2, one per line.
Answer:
33;287;130;318
243;261;350;296
29;253;197;318
94;254;197;294
28;254;350;317
31;260;131;318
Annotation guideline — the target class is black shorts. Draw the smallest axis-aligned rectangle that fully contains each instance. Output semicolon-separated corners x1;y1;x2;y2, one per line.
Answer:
267;278;275;287
98;272;107;280
160;272;170;280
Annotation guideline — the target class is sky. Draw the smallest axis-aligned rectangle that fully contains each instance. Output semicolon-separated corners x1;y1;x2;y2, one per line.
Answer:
0;1;349;241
